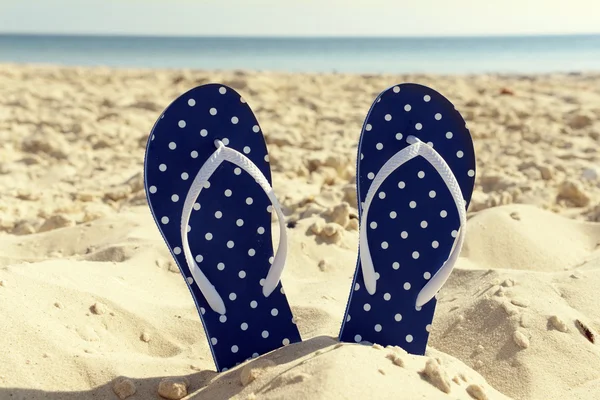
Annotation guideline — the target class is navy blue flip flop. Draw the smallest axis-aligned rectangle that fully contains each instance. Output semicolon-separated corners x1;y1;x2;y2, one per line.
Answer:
339;83;476;354
144;84;301;371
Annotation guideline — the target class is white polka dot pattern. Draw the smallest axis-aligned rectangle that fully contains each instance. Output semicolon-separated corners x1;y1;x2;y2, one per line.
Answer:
339;83;476;356
144;83;301;372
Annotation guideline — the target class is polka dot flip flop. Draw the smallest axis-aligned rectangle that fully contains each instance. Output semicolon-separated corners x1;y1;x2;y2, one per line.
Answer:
144;84;301;372
338;83;476;354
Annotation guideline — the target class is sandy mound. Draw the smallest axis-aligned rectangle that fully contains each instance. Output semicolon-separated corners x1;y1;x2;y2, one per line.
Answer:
1;205;599;399
193;337;511;400
434;205;600;400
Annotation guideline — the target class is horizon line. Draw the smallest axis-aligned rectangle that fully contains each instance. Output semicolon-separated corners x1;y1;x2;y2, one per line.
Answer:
1;32;600;39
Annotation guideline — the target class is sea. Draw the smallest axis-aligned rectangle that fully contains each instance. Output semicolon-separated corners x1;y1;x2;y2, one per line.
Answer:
1;34;599;74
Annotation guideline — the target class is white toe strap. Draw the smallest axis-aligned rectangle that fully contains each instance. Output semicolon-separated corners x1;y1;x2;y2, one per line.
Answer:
359;136;467;307
180;140;288;315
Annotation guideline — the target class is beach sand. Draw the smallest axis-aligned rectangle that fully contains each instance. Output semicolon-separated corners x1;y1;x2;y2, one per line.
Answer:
0;64;599;399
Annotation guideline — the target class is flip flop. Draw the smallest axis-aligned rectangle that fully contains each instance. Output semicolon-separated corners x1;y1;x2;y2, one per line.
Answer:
338;83;476;354
144;84;301;371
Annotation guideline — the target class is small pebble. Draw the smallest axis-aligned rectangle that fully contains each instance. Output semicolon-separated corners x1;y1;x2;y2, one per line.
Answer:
310;220;324;235
322;222;343;237
378;368;386;375
386;353;404;367
140;332;151;342
113;378;136;399
568;112;593;129
157;377;189;400
317;259;329;272
467;384;489;400
557;180;590;207
538;165;553;180
0;280;5;287
54;302;64;309
90;302;107;315
501;279;515;287
513;331;530;349
421;358;452;394
329;202;351;227
548;315;569;332
567;111;595;129
501;302;518;316
511;298;530;308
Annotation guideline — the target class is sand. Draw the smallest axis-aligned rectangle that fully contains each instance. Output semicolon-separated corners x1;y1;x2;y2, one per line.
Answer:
0;64;599;400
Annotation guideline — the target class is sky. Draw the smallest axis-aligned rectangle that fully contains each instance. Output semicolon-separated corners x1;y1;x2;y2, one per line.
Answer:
1;0;599;37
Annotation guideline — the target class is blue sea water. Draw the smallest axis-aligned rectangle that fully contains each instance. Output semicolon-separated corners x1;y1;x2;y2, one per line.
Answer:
0;34;599;74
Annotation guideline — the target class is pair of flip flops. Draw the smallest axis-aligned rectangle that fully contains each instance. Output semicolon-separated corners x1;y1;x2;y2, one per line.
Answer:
143;83;475;372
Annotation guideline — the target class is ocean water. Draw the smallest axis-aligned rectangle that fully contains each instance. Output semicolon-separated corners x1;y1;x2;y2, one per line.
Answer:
1;34;599;74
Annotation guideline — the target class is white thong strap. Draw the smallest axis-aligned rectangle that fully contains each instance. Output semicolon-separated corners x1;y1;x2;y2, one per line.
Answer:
359;136;467;307
180;140;288;314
